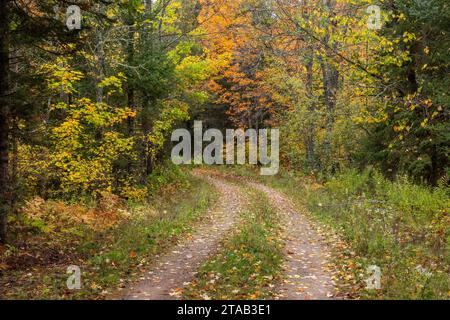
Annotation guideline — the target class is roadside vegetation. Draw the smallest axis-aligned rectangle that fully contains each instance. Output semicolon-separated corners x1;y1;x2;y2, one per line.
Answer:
307;170;450;300
0;168;217;299
222;165;449;300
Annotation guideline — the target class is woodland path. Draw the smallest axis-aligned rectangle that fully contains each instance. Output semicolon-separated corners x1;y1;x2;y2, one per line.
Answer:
124;170;335;300
124;171;246;300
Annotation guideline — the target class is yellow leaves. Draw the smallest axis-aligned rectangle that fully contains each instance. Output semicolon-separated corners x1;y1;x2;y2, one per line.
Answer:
393;124;407;133
90;283;99;290
106;7;117;19
420;118;429;128
423;99;433;108
176;55;213;85
397;13;406;21
120;186;148;202
353;109;388;125
41;57;84;94
137;3;146;13
146;99;190;158
49;97;135;196
402;31;417;43
120;109;137;121
160;0;182;25
431;111;439;120
98;73;126;95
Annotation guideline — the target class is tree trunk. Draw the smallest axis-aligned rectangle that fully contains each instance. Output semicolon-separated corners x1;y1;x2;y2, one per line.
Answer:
0;0;10;244
318;53;339;173
10;118;17;215
141;102;154;182
125;16;136;176
318;0;339;173
305;49;316;171
95;31;106;103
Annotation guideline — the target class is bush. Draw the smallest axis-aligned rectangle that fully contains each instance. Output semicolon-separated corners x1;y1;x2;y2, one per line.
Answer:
146;162;190;196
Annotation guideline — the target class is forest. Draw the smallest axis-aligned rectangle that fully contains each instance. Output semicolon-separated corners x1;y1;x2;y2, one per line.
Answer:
0;0;449;300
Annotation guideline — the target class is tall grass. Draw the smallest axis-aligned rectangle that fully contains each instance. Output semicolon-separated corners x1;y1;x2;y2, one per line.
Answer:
307;169;449;299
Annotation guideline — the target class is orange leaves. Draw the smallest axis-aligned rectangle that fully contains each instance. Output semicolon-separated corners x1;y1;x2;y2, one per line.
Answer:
198;0;244;60
20;193;129;234
248;291;260;300
169;287;184;297
207;80;222;92
197;0;280;127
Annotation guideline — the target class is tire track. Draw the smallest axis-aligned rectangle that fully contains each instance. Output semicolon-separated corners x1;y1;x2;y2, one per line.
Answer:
248;182;336;300
124;171;246;300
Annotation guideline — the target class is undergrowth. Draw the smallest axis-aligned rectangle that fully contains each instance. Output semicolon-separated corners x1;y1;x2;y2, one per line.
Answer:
218;165;450;300
0;171;217;299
